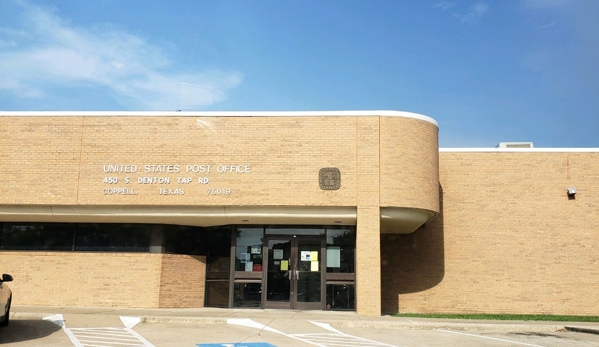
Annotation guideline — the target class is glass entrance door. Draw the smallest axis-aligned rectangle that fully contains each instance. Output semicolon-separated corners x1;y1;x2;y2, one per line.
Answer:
295;238;323;310
265;238;292;308
264;236;324;309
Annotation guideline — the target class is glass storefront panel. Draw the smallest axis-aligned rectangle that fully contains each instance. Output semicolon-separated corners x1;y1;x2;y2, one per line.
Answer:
164;225;208;255
75;224;151;252
0;223;74;251
326;284;355;310
265;226;324;236
326;227;355;273
235;227;263;272
205;280;230;308
233;282;262;307
206;227;232;273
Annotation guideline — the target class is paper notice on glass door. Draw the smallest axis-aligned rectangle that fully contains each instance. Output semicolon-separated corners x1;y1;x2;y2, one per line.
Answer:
311;261;319;272
310;251;318;261
327;247;340;268
281;260;289;271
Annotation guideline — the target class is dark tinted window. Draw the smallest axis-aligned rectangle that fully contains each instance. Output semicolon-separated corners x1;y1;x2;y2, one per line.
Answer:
165;225;208;255
207;226;232;272
326;227;356;273
1;223;74;251
74;224;151;252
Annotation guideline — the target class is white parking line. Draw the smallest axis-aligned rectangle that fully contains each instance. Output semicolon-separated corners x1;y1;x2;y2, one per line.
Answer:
44;314;155;347
66;327;155;347
227;318;399;347
437;329;549;347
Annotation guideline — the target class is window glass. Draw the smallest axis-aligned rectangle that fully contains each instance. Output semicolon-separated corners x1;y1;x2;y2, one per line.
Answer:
0;223;74;251
164;225;208;255
233;282;262;308
75;224;151;252
265;227;324;236
235;227;263;272
206;226;232;272
326;284;355;310
326;227;355;273
205;280;229;308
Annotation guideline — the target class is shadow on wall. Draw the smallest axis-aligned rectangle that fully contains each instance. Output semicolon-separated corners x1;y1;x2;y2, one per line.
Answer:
381;184;445;314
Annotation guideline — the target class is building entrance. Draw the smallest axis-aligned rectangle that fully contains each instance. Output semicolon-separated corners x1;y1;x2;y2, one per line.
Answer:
264;236;325;310
230;226;355;310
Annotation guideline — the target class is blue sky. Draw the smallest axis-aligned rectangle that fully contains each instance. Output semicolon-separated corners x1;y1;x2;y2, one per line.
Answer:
0;0;597;147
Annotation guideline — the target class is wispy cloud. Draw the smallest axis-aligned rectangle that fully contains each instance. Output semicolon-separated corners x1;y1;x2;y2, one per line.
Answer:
520;0;599;101
0;1;243;110
436;2;489;25
459;3;490;24
435;2;456;11
522;0;567;10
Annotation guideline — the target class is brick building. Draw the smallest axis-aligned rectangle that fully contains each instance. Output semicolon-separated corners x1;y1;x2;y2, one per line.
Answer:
0;111;597;317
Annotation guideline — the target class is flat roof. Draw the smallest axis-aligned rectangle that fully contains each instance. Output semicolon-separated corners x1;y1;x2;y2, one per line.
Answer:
0;110;438;126
440;148;599;152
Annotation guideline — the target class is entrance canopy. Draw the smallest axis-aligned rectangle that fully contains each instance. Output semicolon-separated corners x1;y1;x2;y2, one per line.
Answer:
0;205;434;234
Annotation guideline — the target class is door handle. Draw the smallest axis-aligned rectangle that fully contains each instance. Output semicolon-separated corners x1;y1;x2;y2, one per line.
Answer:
295;269;300;280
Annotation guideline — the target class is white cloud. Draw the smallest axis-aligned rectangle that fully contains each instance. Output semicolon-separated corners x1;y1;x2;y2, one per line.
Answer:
522;0;567;10
519;1;599;100
435;2;489;25
435;2;456;11
0;1;243;110
0;39;17;49
458;3;490;25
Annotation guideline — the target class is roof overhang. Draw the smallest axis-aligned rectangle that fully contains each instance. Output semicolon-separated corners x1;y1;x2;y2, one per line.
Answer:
0;205;434;233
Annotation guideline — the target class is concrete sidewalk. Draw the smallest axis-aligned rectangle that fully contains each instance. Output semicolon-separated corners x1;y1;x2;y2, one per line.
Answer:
11;305;599;335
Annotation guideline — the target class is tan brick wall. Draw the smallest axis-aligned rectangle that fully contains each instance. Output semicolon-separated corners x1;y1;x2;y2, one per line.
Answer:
158;254;206;308
0;252;207;308
0;116;361;207
355;117;382;316
0;114;438;210
382;151;599;315
0;117;82;204
0;252;162;307
0;113;440;312
380;117;439;212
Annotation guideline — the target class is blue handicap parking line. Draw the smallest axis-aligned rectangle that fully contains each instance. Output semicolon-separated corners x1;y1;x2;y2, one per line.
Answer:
196;344;277;347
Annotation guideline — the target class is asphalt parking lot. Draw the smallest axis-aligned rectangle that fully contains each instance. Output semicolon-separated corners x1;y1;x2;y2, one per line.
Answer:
1;307;599;347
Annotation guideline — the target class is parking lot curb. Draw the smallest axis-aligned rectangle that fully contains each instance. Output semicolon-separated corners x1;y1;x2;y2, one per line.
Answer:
138;315;567;333
328;320;565;332
12;310;599;335
565;326;599;335
12;312;52;321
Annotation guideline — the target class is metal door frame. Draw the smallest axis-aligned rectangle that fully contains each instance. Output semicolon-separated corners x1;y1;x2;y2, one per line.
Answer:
262;235;325;310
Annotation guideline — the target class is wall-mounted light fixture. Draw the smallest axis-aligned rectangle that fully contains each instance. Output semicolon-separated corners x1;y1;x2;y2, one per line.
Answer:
567;187;577;199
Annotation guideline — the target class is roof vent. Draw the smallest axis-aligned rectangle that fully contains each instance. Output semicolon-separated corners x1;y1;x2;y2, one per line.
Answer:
496;142;534;148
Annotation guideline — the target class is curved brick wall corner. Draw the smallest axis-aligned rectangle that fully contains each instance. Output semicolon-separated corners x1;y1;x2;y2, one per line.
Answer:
379;116;439;213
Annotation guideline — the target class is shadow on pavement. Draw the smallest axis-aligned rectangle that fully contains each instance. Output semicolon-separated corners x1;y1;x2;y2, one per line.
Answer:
508;332;566;339
0;319;62;344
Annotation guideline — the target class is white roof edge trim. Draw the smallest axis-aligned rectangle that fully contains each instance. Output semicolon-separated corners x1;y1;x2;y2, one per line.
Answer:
440;148;599;153
0;110;438;126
